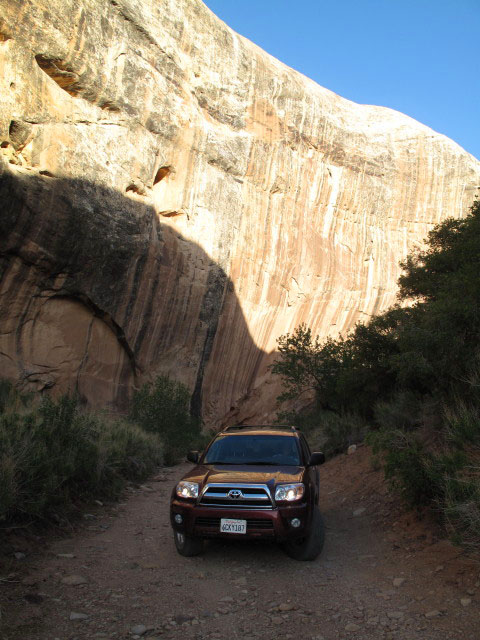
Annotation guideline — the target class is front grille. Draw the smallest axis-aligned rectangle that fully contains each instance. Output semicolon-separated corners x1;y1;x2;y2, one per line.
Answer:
195;517;220;527
199;483;273;509
245;519;274;529
195;517;274;530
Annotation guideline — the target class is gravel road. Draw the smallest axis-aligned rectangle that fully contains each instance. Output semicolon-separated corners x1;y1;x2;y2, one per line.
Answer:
1;449;479;640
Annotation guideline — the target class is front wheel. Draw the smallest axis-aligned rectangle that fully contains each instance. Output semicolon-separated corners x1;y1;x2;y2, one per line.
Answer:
173;530;204;557
282;507;325;561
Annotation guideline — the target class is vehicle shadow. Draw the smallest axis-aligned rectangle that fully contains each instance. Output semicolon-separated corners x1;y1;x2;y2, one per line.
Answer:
204;537;288;561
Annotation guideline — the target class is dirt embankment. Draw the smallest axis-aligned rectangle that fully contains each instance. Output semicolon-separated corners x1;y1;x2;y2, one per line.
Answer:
1;446;479;640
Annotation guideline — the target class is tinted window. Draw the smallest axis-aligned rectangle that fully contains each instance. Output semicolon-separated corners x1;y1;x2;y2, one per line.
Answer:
203;435;301;466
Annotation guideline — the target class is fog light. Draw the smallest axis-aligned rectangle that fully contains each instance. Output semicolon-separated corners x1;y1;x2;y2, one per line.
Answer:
174;513;183;524
291;518;301;528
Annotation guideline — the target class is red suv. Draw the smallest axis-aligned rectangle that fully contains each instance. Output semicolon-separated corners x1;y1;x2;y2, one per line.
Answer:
170;425;325;560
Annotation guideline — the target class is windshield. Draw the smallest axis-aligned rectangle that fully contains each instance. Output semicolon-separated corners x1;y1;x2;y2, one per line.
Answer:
203;434;301;466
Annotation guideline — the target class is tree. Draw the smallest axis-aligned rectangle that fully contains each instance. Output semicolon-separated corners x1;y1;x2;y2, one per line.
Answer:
397;200;480;393
270;324;349;411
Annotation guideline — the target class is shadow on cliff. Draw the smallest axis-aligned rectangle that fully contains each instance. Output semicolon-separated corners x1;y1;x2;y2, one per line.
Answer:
0;166;267;427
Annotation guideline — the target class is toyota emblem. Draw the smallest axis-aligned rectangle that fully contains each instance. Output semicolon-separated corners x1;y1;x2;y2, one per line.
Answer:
228;489;243;499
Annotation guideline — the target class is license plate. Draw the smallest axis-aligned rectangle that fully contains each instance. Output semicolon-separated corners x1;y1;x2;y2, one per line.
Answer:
220;518;246;534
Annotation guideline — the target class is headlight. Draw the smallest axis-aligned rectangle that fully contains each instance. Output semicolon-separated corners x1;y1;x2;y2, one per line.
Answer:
275;483;305;502
176;481;199;499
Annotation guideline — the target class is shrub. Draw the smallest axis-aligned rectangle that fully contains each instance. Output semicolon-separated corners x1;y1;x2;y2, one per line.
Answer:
440;401;480;550
368;406;480;551
366;428;437;506
443;462;480;550
373;391;421;432
443;399;480;449
129;375;203;465
316;411;367;457
275;408;327;454
0;384;163;523
277;407;367;457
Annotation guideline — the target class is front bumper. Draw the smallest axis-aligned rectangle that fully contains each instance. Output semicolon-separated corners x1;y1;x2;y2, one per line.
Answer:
170;499;309;542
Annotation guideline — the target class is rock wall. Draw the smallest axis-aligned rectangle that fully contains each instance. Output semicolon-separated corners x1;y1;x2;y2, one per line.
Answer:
1;0;479;426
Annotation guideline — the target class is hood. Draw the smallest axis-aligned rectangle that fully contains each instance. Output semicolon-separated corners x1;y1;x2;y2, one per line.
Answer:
180;464;305;490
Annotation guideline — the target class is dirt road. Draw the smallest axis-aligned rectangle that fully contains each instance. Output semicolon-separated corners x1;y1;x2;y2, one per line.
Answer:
1;448;479;640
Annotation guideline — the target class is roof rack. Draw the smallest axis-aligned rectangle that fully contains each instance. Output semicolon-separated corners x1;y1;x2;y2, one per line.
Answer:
223;424;299;432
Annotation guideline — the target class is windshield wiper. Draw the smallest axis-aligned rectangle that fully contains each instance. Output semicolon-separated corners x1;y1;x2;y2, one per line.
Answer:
204;460;279;465
205;460;292;465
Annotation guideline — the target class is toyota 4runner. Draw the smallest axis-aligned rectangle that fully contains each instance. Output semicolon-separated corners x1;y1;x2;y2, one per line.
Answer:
170;425;325;561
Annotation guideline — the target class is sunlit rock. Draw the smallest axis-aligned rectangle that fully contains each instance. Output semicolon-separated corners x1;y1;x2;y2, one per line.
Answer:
1;0;479;426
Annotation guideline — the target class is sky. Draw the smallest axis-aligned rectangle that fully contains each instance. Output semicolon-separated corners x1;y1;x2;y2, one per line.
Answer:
202;0;480;160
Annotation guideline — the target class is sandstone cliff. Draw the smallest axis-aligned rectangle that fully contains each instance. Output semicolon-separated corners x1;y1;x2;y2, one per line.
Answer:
1;0;479;426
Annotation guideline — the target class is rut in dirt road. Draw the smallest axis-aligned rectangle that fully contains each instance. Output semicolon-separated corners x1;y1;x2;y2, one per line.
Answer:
1;450;479;640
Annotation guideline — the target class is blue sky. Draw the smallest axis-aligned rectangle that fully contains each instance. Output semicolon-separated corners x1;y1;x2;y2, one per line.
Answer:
203;0;480;160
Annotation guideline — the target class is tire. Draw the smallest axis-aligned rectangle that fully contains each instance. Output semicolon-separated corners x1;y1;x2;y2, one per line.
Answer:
282;507;325;561
173;529;204;557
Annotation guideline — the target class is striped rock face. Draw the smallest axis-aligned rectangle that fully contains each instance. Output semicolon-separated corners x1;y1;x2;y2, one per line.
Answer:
1;0;479;426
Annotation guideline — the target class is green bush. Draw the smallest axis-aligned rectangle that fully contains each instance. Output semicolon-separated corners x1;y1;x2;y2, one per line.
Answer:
443;466;480;550
373;391;421;432
443;399;480;448
276;407;367;457
367;404;480;551
439;402;480;549
129;375;203;465
0;384;163;523
367;428;432;505
315;411;367;457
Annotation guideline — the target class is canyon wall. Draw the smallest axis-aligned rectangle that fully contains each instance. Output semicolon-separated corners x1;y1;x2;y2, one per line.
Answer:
1;0;479;426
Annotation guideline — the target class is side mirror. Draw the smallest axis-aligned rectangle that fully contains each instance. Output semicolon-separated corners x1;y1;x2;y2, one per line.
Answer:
308;452;325;466
186;450;199;464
